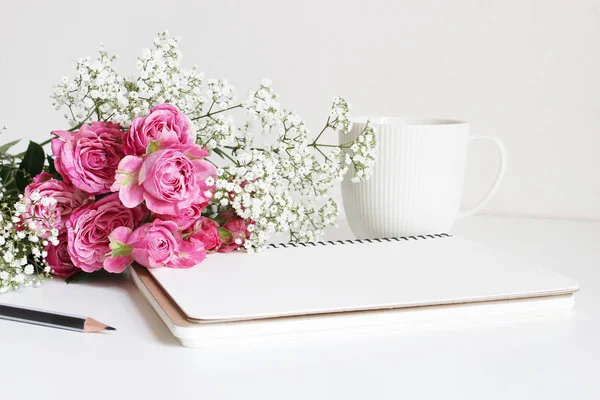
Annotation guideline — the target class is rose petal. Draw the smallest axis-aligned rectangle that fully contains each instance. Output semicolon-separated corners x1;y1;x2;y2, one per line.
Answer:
108;226;133;245
169;238;206;268
103;255;133;273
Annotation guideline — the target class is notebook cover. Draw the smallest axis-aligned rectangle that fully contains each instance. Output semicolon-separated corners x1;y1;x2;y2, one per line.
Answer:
131;265;575;348
147;235;579;322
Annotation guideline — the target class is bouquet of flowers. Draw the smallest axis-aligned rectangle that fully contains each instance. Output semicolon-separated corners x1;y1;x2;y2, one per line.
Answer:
0;31;376;293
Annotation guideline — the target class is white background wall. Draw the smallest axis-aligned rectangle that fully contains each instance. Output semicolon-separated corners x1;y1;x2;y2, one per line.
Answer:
0;0;598;219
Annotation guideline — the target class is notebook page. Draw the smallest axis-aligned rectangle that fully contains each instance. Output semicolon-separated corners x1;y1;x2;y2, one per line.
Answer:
148;236;579;321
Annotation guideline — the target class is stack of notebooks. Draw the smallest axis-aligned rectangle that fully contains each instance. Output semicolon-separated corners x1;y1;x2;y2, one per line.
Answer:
131;234;579;347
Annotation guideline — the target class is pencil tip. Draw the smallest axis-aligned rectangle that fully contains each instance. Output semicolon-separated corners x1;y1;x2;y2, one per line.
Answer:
83;318;116;333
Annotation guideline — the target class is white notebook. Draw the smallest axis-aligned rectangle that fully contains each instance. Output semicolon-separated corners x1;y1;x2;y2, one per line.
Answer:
132;234;579;347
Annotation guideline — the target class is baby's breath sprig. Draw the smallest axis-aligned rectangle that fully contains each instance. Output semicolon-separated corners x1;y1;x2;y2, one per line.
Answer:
0;182;54;293
51;44;126;129
339;122;377;183
208;86;376;248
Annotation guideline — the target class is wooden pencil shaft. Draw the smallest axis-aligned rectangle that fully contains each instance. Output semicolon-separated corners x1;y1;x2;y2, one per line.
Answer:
0;303;85;332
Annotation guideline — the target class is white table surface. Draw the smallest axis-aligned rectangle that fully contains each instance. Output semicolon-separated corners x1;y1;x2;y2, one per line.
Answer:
1;215;599;399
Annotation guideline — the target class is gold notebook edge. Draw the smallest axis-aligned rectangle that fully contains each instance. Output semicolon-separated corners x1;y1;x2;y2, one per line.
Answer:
131;264;576;327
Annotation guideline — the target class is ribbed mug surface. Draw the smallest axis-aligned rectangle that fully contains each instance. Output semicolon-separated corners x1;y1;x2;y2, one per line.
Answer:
340;118;470;239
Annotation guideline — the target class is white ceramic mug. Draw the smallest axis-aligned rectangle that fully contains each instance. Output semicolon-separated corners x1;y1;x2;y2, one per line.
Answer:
340;117;506;238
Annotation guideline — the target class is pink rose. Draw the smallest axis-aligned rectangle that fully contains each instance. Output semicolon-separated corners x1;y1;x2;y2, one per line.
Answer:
106;220;206;270
51;122;125;194
219;217;251;253
111;145;216;216
130;220;180;268
66;193;147;273
124;104;196;156
186;217;221;252
23;172;92;236
45;232;80;278
157;203;205;230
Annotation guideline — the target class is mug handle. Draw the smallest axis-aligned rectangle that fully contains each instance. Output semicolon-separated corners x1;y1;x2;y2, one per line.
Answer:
458;135;507;219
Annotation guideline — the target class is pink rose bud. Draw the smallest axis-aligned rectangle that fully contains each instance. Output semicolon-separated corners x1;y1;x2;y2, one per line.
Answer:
185;217;222;252
66;193;147;273
51;122;126;195
124;104;196;156
45;232;80;278
218;217;250;253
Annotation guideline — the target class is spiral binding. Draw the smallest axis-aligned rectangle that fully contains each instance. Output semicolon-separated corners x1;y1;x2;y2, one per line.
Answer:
268;233;452;249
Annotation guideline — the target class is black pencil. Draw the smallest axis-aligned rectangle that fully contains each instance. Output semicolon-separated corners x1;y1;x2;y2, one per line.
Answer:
0;303;115;333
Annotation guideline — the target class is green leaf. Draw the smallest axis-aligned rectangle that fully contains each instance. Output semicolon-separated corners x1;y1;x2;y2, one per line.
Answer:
109;241;132;257
14;169;30;193
46;155;62;181
213;216;227;225
213;147;226;159
146;140;160;154
0;165;20;196
218;227;233;242
0;139;20;154
20;141;45;176
16;141;45;192
65;271;84;284
65;269;115;284
0;165;12;182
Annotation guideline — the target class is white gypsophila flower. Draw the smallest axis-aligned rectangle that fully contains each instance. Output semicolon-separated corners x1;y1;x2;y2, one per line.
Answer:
195;114;237;149
52;31;207;129
40;196;57;207
134;33;207;121
51;44;128;128
242;81;282;134
207;79;236;109
29;191;41;202
339;121;377;182
0;185;52;293
329;96;353;133
14;203;26;214
3;251;13;263
207;91;376;249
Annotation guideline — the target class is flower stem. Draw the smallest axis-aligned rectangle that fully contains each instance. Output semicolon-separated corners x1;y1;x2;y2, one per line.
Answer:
314;146;330;161
206;100;215;115
191;104;243;121
213;147;240;166
311;117;331;146
309;143;350;149
224;145;269;153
